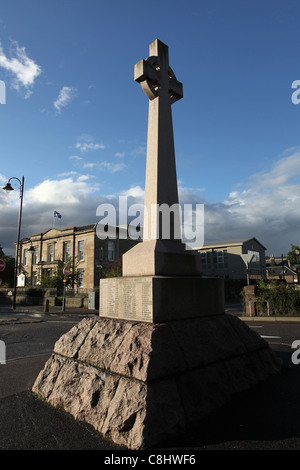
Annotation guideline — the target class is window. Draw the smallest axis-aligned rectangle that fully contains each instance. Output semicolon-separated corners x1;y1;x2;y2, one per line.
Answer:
78;241;84;261
44;268;53;278
48;245;54;262
248;250;260;269
33;271;38;287
201;252;208;264
23;249;28;266
212;250;227;268
77;268;84;288
248;250;260;263
63;242;71;262
33;247;39;265
108;241;115;261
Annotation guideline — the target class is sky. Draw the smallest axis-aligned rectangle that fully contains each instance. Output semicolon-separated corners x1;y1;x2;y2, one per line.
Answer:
0;0;300;256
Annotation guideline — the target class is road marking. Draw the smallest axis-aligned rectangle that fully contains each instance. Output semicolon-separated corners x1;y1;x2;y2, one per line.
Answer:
248;326;281;339
45;320;79;324
261;335;281;339
6;352;52;362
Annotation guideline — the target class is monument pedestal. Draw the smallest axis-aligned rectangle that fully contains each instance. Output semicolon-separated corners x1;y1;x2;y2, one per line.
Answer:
122;239;202;277
100;275;224;323
32;314;281;450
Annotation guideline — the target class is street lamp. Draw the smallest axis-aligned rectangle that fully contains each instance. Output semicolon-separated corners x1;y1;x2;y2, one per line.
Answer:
2;176;24;309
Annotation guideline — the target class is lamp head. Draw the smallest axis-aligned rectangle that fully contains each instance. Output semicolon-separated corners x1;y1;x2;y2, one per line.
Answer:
2;182;14;192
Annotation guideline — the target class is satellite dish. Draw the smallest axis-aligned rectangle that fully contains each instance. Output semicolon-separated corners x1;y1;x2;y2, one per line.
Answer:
241;254;254;266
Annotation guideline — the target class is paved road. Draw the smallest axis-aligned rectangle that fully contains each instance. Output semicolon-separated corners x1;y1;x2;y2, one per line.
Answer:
1;307;300;452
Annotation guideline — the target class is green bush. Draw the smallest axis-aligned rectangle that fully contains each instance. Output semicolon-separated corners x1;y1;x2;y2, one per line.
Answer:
257;280;300;315
26;288;44;297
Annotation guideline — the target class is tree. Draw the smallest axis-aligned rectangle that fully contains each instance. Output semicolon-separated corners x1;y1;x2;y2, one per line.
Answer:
39;258;81;296
0;245;15;287
287;244;300;265
103;257;122;278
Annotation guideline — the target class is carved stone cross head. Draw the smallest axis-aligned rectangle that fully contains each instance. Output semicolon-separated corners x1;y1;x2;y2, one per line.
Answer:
134;39;183;104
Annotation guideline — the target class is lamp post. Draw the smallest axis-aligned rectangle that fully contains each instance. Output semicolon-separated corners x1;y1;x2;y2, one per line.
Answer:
2;176;24;309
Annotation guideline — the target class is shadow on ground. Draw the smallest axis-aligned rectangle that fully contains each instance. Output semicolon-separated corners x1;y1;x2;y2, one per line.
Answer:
0;347;300;450
160;348;300;450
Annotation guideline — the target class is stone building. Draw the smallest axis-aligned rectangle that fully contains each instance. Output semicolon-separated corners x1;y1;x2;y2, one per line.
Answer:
17;224;140;291
195;237;267;280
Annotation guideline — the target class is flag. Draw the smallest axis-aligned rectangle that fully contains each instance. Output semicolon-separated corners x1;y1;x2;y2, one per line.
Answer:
54;211;62;219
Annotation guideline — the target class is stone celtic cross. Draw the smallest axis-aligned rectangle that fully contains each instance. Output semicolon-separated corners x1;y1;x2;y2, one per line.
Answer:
134;39;183;241
122;39;199;277
134;39;183;104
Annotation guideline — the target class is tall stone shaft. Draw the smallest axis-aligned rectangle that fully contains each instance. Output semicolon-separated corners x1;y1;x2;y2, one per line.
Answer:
136;39;181;240
122;39;201;277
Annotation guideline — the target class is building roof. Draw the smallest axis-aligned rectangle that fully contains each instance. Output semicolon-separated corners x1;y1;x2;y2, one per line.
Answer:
266;265;298;276
23;223;132;243
194;237;267;251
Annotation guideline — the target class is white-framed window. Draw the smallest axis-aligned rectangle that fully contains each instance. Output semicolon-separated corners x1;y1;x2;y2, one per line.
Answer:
48;245;54;262
63;242;71;262
108;241;115;261
77;268;84;288
78;240;84;261
213;250;227;265
23;249;28;266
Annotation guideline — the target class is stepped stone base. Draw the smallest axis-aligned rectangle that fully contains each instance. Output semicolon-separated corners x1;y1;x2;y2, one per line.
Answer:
32;314;281;450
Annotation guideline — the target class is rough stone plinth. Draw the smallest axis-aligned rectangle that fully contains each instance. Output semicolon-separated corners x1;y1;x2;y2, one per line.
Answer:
100;275;224;322
32;315;281;450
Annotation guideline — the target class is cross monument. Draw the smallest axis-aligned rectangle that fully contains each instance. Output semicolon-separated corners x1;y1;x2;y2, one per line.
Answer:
134;39;182;242
122;39;202;277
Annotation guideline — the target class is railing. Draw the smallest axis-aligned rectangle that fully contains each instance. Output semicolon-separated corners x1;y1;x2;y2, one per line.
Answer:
248;300;270;317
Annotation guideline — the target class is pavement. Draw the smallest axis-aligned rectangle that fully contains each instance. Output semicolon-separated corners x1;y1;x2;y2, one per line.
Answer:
1;303;300;452
0;303;96;324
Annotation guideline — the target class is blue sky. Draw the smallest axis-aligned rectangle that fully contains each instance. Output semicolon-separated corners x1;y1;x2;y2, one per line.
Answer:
1;0;300;256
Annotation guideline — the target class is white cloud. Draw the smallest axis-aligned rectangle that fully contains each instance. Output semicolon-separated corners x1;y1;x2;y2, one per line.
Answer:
0;173;7;184
250;150;300;190
69;155;82;161
203;149;300;253
75;133;106;153
54;86;77;113
99;161;126;173
83;162;98;169
76;142;105;152
57;171;78;178
26;176;99;205
77;174;93;182
0;40;41;97
120;185;145;201
82;161;126;172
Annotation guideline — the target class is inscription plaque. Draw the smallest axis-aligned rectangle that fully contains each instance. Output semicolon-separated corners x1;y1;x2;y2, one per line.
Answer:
100;277;153;322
